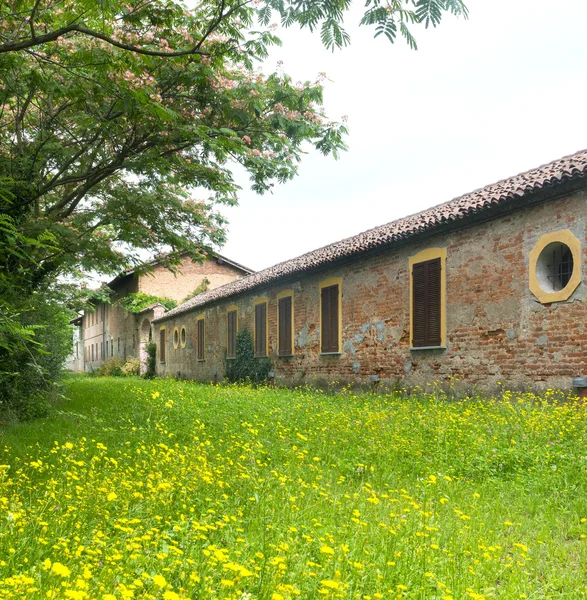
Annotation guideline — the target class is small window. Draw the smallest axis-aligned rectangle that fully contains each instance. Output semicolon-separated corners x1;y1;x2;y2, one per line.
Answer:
412;258;442;348
536;242;574;292
173;327;180;349
278;295;293;356
111;339;113;357
101;342;103;359
197;318;205;360
254;302;267;357
180;326;187;348
117;337;120;354
320;283;340;353
529;230;581;304
105;340;108;357
227;310;237;358
91;344;94;362
159;329;166;362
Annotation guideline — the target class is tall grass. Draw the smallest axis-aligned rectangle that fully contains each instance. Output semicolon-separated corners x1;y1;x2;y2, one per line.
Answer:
0;378;586;599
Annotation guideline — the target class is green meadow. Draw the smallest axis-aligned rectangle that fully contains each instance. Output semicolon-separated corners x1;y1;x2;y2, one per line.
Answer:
1;377;587;599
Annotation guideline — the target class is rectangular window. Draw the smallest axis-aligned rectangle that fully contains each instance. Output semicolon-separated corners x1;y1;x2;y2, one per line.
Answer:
159;329;166;362
100;342;103;359
412;257;442;347
254;302;267;357
91;344;94;361
117;337;120;354
105;340;108;357
227;310;237;358
321;284;340;353
197;318;205;360
278;296;293;356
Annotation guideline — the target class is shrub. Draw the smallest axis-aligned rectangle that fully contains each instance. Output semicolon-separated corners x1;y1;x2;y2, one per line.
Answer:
121;357;140;376
95;357;125;377
0;293;72;421
144;342;157;379
225;329;272;384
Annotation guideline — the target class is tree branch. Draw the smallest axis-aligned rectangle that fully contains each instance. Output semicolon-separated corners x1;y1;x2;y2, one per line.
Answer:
0;23;210;57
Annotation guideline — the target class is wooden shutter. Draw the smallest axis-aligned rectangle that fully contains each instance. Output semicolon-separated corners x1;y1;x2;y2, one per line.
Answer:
412;257;441;347
321;284;339;353
278;296;292;356
227;310;237;358
255;303;267;356
160;329;166;362
197;319;205;360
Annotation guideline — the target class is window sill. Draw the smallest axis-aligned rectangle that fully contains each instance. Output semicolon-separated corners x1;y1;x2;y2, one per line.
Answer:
197;359;205;362
159;361;166;364
410;346;447;351
278;354;295;358
226;356;236;360
254;355;268;358
320;352;341;356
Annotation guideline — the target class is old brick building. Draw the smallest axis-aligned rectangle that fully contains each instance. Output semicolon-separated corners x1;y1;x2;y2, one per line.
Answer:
75;254;252;372
153;150;587;390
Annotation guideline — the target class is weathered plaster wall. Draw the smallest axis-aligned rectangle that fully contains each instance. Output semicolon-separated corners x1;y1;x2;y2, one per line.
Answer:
139;256;248;303
156;191;587;389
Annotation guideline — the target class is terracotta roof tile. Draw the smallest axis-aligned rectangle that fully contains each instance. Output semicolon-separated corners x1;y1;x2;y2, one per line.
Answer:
157;149;587;321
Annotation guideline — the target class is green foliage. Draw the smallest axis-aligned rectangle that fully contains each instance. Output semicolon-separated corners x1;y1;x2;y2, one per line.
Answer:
94;357;140;377
0;293;72;420
144;342;157;379
182;277;210;303
225;329;272;384
118;292;177;314
94;358;126;377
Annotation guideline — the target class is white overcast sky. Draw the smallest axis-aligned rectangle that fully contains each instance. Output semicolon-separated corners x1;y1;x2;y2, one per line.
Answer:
215;0;587;272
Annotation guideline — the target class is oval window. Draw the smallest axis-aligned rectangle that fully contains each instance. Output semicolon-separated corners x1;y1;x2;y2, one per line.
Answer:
536;242;574;293
173;328;179;348
181;326;186;347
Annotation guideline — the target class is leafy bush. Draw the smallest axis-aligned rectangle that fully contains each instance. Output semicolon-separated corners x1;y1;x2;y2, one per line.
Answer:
121;358;140;376
118;292;177;314
144;342;157;379
225;329;272;384
95;358;125;377
0;293;72;421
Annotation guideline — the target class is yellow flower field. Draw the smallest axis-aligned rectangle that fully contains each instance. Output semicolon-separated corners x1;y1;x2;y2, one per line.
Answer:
1;378;587;599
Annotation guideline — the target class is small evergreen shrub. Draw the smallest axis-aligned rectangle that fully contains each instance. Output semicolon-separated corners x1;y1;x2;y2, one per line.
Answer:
144;342;157;379
225;329;272;384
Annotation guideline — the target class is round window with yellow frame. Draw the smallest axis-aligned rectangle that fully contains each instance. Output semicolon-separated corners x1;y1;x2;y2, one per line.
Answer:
529;230;581;303
173;327;180;349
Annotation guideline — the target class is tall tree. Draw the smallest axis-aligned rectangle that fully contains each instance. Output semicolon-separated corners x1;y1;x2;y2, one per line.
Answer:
0;0;468;289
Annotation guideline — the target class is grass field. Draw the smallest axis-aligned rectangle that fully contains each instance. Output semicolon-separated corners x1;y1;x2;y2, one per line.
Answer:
1;378;587;599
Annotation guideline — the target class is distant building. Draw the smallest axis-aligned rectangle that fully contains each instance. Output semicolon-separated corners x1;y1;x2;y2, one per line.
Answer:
72;254;252;373
153;150;587;390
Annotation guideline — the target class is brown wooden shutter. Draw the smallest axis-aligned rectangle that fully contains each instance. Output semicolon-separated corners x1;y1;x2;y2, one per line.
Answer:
255;303;267;356
412;257;441;347
321;284;339;352
278;296;292;355
227;311;237;358
160;329;166;362
197;319;205;360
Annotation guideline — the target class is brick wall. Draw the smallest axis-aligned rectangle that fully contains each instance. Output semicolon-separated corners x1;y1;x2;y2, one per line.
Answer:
156;190;587;390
